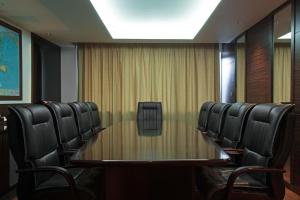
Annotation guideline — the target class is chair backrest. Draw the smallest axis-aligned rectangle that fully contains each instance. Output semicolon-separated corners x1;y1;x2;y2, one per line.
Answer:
45;102;81;150
69;102;94;140
85;102;103;134
240;103;295;184
206;103;231;139
221;103;254;148
137;102;163;121
8;104;60;185
198;101;215;132
137;119;162;130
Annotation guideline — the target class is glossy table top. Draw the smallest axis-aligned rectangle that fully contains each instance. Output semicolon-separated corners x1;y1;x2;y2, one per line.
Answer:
71;120;230;165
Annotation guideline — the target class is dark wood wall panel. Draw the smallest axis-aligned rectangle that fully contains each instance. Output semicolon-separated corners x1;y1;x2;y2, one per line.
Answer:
246;16;273;103
291;0;300;193
295;0;300;33
31;34;61;103
294;33;300;113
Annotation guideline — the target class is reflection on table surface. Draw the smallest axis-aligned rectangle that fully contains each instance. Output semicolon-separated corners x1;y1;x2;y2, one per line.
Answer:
72;120;229;164
137;119;162;136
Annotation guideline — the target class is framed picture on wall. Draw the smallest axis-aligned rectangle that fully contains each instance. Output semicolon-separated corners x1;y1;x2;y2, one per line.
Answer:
0;20;22;100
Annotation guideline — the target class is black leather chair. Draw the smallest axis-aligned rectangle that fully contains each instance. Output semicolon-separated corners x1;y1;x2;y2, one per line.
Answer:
137;102;163;121
44;102;82;151
219;103;254;148
206;103;231;139
8;104;102;200
196;103;295;200
69;102;94;141
198;101;215;132
85;102;105;134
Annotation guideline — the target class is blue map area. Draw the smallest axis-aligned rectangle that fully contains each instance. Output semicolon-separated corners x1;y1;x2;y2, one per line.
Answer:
0;25;20;96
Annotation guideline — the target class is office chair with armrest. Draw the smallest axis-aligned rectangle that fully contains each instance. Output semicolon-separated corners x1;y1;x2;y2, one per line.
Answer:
69;102;94;141
85;102;105;134
196;103;295;200
205;103;231;139
8;104;102;200
198;101;215;132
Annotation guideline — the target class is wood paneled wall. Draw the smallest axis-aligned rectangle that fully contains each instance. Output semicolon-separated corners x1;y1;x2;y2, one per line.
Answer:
31;34;61;103
246;16;273;103
291;0;300;193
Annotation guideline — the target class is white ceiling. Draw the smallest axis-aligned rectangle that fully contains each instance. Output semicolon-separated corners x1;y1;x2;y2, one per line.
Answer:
0;0;288;45
274;3;291;42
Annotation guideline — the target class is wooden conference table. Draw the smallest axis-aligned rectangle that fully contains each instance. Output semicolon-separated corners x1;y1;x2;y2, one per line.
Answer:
71;120;230;200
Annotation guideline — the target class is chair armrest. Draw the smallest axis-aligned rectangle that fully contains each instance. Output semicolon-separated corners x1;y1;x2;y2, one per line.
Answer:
63;149;79;154
17;166;78;198
58;149;79;158
91;128;106;135
223;148;244;160
226;166;285;200
223;148;243;153
214;139;222;145
81;139;88;143
64;163;104;169
59;149;80;165
67;158;107;168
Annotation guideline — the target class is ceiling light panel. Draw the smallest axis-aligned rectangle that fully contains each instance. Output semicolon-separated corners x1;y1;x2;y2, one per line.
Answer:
278;32;291;39
90;0;221;39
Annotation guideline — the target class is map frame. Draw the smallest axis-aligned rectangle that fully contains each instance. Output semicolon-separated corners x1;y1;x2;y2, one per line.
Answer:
0;20;22;101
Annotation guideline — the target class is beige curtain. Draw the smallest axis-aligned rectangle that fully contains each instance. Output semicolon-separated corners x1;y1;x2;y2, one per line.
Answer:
273;43;291;103
236;43;245;102
78;44;219;127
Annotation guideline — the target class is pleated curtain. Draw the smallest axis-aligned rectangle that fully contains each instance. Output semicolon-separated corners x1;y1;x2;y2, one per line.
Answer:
78;43;219;127
273;43;291;103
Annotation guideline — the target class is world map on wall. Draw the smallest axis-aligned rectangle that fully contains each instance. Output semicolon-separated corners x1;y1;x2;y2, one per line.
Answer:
0;25;20;96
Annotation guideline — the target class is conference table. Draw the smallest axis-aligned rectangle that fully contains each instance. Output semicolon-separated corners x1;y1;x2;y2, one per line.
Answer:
71;120;230;200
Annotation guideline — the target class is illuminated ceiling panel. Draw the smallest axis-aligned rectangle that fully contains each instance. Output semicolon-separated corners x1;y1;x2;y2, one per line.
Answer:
278;32;291;39
89;0;221;39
